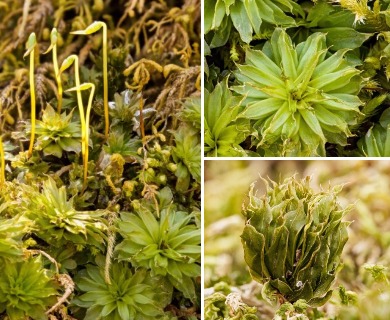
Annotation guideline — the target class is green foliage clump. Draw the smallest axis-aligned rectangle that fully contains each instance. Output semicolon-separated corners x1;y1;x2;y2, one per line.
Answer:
0;256;58;320
0;215;30;260
204;281;260;320
204;79;248;156
274;299;309;320
74;263;170;320
205;0;390;157
234;29;362;156
108;90;142;128
241;176;351;306
205;0;303;45
205;292;229;320
103;129;141;160
0;0;201;318
172;125;201;191
338;285;358;306
205;292;259;320
358;108;390;156
23;177;107;250
116;207;201;301
35;104;82;157
178;96;201;132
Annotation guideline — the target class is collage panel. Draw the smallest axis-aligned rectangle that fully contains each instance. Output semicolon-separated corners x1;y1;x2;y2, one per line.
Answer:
204;160;390;319
0;1;201;319
3;0;390;319
204;1;390;157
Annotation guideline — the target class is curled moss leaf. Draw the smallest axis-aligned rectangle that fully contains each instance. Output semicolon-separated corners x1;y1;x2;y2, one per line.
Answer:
241;176;351;306
205;292;229;320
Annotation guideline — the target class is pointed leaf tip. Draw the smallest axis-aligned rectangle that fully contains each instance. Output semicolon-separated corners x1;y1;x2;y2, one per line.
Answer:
66;82;95;92
43;43;54;55
23;32;37;58
71;21;104;35
26;32;37;48
50;28;58;44
59;55;77;73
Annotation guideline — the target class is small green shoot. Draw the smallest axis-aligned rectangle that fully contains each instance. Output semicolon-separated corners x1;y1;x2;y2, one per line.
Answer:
23;32;37;158
71;21;109;140
44;28;63;113
339;285;358;306
364;264;390;285
66;82;95;191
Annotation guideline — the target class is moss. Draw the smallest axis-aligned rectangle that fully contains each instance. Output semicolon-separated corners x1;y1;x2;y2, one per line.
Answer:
0;1;200;319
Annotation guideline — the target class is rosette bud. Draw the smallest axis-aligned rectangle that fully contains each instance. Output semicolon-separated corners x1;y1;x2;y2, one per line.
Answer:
241;176;351;306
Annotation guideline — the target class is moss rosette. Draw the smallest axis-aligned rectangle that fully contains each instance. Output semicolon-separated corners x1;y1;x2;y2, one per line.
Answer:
233;28;363;156
241;176;351;306
0;256;58;320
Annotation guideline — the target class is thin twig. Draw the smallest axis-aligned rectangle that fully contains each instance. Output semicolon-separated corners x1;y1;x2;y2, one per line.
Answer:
46;274;75;315
29;249;59;274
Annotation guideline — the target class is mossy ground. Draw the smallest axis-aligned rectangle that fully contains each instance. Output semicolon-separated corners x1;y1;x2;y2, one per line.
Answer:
0;0;200;319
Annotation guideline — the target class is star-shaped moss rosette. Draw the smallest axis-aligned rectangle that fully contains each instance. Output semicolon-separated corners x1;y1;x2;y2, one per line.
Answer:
233;28;363;156
23;178;107;250
73;263;171;320
35;104;81;158
241;176;351;307
0;256;58;320
116;208;201;301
